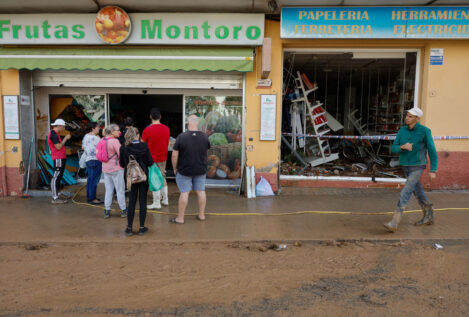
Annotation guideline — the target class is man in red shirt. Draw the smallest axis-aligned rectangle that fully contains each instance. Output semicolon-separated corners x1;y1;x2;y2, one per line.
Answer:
142;108;170;209
48;119;71;204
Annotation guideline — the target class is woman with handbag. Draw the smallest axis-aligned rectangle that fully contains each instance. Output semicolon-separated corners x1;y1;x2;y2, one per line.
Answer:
81;122;103;205
119;127;154;236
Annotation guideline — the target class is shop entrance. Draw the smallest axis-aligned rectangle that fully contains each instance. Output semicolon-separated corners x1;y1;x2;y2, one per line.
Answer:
33;68;245;189
282;50;418;178
109;94;183;177
109;94;183;139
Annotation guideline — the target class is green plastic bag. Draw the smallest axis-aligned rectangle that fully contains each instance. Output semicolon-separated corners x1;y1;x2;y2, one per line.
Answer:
148;164;164;192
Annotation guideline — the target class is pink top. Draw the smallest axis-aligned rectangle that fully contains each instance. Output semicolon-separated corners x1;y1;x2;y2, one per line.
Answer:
102;137;123;173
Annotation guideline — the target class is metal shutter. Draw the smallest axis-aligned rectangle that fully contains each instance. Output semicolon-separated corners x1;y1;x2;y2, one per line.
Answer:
33;70;243;90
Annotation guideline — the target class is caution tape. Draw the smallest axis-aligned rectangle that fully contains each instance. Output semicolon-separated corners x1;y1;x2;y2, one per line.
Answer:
283;132;469;141
71;185;469;216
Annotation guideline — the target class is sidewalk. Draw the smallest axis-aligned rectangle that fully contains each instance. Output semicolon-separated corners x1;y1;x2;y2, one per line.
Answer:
2;184;468;243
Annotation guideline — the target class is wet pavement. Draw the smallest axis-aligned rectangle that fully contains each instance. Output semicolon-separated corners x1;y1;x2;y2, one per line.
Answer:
1;183;468;243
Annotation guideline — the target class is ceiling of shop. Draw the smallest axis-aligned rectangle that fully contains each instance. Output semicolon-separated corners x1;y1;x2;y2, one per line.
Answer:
0;0;468;13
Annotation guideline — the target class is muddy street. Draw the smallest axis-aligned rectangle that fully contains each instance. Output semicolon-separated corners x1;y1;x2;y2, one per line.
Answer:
1;239;468;316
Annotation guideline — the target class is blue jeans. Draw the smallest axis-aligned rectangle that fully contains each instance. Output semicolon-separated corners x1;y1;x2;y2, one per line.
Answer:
86;160;102;202
397;165;430;211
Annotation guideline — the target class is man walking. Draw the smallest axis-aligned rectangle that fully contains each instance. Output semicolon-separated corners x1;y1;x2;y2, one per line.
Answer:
384;107;438;232
48;118;71;204
142;108;170;209
170;115;210;224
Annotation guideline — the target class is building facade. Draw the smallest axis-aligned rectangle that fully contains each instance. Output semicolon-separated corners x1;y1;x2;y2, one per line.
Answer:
1;4;468;196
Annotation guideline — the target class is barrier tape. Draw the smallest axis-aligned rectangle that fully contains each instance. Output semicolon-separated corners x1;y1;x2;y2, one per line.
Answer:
283;133;469;141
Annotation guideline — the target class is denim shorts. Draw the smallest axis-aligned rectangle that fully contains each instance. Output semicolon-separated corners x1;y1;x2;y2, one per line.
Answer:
176;173;206;193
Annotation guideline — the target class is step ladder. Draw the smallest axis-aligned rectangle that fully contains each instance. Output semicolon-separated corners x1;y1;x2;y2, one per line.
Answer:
294;71;339;167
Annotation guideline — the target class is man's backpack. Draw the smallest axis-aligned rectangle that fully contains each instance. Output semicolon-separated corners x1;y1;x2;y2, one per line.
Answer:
96;137;116;163
126;155;147;190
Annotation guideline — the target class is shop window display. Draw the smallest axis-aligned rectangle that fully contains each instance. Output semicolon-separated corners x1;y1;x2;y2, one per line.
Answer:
185;96;243;185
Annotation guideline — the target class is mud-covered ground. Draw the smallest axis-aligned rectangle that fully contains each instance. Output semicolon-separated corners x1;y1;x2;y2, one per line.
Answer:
1;240;468;317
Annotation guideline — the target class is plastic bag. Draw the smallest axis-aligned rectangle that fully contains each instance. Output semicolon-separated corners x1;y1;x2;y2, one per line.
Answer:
148;164;164;192
79;152;87;169
255;176;274;196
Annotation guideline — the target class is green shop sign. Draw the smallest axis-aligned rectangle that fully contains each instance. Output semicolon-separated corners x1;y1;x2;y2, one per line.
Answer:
0;12;264;45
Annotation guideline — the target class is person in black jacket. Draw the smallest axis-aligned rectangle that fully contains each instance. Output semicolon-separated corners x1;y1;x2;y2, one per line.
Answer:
119;127;154;236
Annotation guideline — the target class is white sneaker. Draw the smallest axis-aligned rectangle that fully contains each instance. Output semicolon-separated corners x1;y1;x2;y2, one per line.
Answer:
148;191;161;209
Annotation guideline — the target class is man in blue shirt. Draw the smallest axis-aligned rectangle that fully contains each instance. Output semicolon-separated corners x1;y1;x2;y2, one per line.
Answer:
384;107;438;233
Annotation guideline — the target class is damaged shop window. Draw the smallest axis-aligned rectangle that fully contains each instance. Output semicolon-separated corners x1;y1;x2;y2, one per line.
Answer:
35;95;106;185
281;51;416;179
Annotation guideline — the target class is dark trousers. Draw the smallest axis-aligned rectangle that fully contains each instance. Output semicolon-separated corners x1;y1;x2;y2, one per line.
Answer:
127;181;149;228
85;160;102;202
51;158;66;200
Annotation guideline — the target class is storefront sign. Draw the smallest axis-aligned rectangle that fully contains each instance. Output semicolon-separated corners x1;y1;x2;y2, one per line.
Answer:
3;96;20;140
0;13;264;45
430;48;444;65
282;7;469;39
260;95;277;141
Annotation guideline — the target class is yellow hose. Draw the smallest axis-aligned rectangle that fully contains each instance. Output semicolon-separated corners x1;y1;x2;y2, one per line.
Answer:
71;185;469;216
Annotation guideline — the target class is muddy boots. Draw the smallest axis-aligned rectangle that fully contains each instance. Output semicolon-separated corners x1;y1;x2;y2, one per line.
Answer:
161;186;169;206
414;203;434;226
384;210;403;233
148;190;161;210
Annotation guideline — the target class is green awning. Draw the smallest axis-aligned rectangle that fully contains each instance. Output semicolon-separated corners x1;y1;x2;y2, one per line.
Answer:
0;47;254;72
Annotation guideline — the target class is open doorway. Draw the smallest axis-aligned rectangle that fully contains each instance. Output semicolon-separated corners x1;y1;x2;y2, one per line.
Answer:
109;94;183;138
109;94;183;177
282;50;418;178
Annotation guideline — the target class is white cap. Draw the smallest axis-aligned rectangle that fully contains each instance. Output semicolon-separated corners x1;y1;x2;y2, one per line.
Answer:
51;118;66;126
407;107;423;118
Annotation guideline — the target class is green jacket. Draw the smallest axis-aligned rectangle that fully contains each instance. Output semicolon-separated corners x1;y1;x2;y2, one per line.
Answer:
391;122;438;172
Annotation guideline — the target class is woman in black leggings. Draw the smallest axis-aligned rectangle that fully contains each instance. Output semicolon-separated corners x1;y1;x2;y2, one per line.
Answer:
119;127;154;236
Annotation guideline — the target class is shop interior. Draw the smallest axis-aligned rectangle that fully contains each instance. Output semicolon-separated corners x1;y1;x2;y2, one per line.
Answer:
109;94;183;177
109;94;183;139
38;94;182;187
282;51;417;178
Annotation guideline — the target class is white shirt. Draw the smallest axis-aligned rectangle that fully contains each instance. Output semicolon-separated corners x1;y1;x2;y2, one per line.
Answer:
82;134;101;162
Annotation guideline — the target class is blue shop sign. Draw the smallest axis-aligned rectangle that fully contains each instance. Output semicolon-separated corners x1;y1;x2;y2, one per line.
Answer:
281;7;469;39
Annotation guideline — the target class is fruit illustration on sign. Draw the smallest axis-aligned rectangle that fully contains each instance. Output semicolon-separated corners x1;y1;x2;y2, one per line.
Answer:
95;6;131;44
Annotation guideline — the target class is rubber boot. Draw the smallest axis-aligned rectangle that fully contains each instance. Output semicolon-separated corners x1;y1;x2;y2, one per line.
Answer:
384;210;402;233
161;186;169;206
414;203;434;226
147;191;161;210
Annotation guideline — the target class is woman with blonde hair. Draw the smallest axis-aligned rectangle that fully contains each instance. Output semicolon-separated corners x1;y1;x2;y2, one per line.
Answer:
102;124;127;219
119;127;154;236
